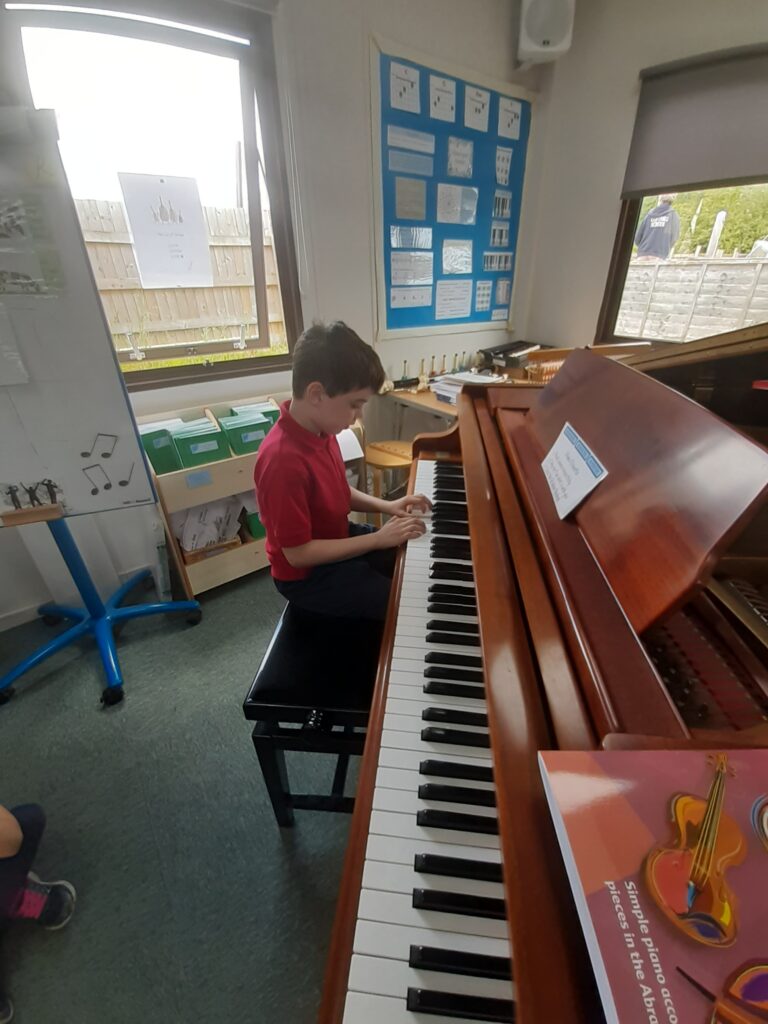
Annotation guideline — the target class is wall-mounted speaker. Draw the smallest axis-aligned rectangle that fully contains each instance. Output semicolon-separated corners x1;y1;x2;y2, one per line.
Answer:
517;0;575;64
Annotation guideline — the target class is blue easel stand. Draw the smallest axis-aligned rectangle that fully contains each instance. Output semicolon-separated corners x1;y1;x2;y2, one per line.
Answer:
0;517;201;706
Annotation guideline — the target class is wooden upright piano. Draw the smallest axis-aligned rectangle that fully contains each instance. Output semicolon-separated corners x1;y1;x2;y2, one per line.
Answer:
319;349;768;1024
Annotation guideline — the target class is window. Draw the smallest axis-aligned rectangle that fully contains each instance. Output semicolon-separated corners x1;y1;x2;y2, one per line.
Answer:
597;46;768;350
5;3;302;389
610;183;768;344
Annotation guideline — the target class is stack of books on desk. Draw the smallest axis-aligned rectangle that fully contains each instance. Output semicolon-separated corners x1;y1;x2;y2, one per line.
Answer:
429;371;499;405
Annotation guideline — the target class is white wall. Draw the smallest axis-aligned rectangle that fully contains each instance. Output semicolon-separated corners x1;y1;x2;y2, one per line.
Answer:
525;0;768;349
272;0;542;381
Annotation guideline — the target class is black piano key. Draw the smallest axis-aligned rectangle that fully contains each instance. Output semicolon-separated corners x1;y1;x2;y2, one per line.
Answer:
424;680;485;699
427;620;479;635
418;783;496;808
420;758;494;783
430;570;475;582
427;632;480;648
425;652;482;668
422;726;490;749
431;543;472;558
407;988;515;1022
423;667;483;684
432;507;469;521
428;603;478;616
430;551;473;565
413;888;507;921
409;944;512;981
428;585;476;602
417;809;499;835
432;561;474;575
422;707;488;727
433;480;466;491
431;523;469;537
414;852;502;883
433;493;467;504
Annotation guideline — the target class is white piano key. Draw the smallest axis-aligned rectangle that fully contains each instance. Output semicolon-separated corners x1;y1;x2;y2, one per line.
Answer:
393;635;480;655
377;746;489;772
353;918;509;961
386;685;486;709
348;953;514;1003
384;699;487;721
343;989;501;1024
375;765;495;794
361;860;505;901
358;888;507;940
365;833;502;870
369;810;499;850
373;786;497;820
383;713;488;737
380;729;493;763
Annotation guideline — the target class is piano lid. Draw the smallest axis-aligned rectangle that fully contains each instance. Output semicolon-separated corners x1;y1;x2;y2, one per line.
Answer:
494;349;768;635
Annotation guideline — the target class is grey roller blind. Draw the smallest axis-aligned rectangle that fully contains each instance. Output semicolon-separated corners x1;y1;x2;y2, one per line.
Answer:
622;46;768;199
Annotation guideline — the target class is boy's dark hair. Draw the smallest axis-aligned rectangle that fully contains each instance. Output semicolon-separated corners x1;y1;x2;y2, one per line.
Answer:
292;321;385;397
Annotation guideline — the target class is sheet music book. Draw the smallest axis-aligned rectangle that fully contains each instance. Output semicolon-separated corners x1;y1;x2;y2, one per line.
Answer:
538;749;768;1024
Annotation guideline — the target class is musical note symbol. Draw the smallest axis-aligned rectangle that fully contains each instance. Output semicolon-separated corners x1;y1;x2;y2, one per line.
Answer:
83;464;112;495
118;463;134;488
80;433;118;459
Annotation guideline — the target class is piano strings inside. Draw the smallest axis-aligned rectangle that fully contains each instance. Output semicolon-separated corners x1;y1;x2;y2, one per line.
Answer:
320;348;768;1024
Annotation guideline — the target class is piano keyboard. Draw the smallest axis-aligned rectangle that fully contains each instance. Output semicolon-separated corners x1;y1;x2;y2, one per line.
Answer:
343;459;515;1024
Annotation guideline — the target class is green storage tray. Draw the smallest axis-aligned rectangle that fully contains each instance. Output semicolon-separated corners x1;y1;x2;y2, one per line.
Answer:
172;424;230;468
245;511;266;540
231;401;280;427
218;412;270;455
139;425;183;475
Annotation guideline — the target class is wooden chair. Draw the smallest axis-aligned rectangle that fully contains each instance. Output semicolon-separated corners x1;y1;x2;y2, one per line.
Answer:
363;439;413;525
242;605;382;827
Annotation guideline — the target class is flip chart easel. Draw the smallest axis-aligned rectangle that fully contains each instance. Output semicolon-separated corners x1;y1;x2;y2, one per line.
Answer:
0;107;200;705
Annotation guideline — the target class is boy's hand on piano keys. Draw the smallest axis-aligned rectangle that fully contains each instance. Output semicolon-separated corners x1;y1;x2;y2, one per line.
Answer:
375;513;427;549
388;493;433;517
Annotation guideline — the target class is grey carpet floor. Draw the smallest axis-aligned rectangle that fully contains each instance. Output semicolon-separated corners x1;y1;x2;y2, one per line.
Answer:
0;571;355;1024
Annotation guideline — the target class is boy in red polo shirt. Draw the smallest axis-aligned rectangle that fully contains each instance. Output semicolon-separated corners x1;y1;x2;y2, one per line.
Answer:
254;322;431;620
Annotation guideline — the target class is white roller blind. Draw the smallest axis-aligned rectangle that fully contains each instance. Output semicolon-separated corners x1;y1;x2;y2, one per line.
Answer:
622;46;768;199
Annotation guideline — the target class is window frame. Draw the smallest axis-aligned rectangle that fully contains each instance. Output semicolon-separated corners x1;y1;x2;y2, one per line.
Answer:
595;194;768;351
5;0;303;391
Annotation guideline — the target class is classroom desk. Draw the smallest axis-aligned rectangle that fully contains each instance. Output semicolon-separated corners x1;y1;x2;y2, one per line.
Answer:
386;389;456;440
385;381;543;438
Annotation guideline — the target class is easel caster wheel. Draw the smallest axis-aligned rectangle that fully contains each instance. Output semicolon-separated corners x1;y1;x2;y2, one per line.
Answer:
42;614;63;626
0;688;15;706
101;686;124;707
186;610;202;626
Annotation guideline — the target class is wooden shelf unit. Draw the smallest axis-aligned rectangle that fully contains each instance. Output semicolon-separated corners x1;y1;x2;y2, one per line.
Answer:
137;392;289;599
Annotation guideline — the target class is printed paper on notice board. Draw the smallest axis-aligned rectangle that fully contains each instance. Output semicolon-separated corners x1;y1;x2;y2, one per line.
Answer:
541;422;608;519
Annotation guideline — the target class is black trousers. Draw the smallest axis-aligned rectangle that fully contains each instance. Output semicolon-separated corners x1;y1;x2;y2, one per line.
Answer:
0;804;45;921
275;524;396;621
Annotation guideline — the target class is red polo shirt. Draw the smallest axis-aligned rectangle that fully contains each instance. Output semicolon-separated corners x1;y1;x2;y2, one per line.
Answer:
253;400;350;580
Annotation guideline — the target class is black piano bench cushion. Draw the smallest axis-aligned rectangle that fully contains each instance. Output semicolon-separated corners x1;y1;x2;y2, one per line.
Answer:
243;604;382;717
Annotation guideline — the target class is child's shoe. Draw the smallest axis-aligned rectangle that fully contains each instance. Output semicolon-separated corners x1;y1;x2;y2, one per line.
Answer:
15;872;76;930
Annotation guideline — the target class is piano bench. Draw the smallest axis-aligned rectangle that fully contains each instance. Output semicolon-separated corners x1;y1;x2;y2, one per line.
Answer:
242;603;382;828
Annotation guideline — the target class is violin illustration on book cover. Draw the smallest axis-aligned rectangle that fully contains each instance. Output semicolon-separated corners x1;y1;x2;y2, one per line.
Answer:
539;749;768;1024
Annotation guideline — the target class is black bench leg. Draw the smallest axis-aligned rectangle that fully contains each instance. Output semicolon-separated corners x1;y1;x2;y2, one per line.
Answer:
252;731;294;828
331;754;350;798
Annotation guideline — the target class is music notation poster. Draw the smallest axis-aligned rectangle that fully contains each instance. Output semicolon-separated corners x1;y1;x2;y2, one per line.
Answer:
378;50;531;332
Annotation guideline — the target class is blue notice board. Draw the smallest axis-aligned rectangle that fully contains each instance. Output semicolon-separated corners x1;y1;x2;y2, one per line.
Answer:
379;52;531;332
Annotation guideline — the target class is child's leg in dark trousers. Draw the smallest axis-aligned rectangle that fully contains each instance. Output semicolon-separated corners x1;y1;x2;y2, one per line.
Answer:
275;523;397;621
0;805;45;922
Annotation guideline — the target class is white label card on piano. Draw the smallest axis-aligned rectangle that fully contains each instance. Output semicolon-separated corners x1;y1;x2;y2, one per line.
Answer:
541;421;608;519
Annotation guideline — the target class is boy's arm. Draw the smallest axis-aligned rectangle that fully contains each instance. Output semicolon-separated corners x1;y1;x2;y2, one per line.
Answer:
0;805;23;858
348;486;431;517
283;515;425;569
